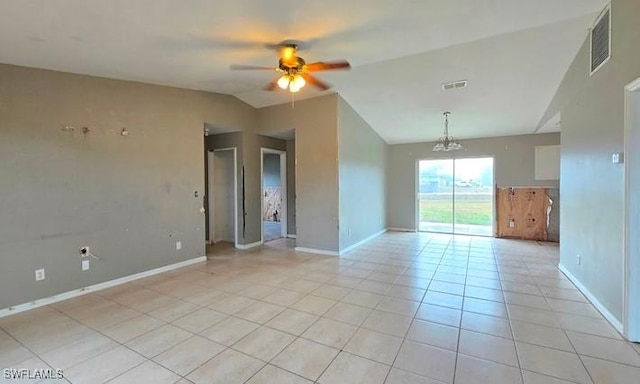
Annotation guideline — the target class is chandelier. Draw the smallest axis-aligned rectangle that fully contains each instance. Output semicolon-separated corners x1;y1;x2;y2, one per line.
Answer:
433;111;463;152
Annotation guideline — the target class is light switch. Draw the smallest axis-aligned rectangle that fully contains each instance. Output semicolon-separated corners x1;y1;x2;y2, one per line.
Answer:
612;153;624;164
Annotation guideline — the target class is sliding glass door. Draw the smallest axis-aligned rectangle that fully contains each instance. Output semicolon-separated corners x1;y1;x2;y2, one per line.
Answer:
418;160;454;233
418;157;494;236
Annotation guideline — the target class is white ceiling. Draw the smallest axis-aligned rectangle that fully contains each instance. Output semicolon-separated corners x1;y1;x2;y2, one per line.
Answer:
0;0;607;143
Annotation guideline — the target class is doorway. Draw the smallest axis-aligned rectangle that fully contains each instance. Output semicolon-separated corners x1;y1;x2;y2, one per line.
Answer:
417;157;494;236
624;77;640;341
207;148;238;246
261;148;287;243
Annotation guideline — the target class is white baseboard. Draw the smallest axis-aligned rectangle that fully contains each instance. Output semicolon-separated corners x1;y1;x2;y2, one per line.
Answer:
294;247;339;256
236;241;263;250
558;263;624;333
387;227;417;232
287;234;297;239
339;229;388;255
0;256;207;318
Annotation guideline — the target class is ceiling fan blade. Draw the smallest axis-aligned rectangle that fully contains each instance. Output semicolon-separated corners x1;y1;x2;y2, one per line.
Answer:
230;64;276;71
264;82;279;91
305;60;351;72
302;73;331;91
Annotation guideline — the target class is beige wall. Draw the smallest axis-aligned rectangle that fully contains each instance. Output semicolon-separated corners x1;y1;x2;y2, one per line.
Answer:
545;0;640;323
387;133;560;230
0;63;256;309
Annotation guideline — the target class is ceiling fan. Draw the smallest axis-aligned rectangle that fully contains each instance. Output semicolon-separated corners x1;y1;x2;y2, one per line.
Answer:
230;42;350;93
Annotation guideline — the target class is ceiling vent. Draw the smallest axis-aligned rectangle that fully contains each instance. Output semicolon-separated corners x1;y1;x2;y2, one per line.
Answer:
442;80;468;91
590;4;611;75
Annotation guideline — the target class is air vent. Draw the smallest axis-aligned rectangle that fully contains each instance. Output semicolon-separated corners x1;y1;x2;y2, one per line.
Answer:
442;80;468;91
590;4;611;75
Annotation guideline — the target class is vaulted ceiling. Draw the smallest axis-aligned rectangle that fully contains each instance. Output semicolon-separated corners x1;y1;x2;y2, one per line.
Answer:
0;0;608;143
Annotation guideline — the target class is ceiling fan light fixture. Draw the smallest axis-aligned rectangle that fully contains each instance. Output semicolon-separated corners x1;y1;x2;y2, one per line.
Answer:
291;74;306;89
281;45;297;63
432;112;463;152
277;74;306;93
277;74;291;89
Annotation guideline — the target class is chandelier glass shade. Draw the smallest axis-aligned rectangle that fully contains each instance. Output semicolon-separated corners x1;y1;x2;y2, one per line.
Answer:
433;112;463;152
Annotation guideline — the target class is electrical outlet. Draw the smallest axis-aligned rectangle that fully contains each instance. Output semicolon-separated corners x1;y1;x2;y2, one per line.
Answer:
176;241;182;250
35;269;45;281
348;229;352;237
82;259;90;271
577;254;582;265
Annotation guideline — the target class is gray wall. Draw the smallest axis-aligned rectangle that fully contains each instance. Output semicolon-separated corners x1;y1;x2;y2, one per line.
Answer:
204;132;287;246
258;94;339;252
286;140;296;235
338;96;387;251
241;132;286;244
544;0;640;322
263;153;281;188
387;133;560;230
204;132;243;243
0;63;256;309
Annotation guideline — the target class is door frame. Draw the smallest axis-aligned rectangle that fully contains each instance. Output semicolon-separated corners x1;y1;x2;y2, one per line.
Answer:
207;147;238;247
623;77;640;341
260;148;287;243
415;156;496;236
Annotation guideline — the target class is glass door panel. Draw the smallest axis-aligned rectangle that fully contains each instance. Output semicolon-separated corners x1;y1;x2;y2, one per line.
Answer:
418;159;454;233
453;158;494;236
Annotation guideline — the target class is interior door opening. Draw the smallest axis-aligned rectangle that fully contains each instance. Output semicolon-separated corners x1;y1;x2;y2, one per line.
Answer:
207;148;238;247
417;157;494;236
261;148;287;243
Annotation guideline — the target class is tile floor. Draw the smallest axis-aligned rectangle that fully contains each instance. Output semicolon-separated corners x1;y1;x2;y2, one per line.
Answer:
2;232;640;383
262;221;281;243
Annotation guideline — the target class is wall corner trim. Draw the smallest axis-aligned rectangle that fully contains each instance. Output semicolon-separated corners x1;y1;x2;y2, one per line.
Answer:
287;234;297;239
339;229;388;255
0;256;207;318
236;241;263;250
387;227;418;232
294;247;339;256
558;263;624;334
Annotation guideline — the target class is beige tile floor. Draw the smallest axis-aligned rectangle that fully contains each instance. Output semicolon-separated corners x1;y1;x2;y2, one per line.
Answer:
2;232;640;383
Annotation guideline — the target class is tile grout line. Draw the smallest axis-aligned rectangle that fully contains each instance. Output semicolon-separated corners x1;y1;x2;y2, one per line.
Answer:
496;241;528;384
6;234;636;383
536;267;598;384
450;237;473;384
0;318;74;384
380;235;439;384
44;304;153;383
378;234;431;383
